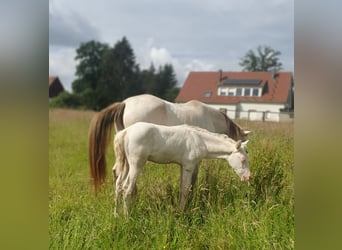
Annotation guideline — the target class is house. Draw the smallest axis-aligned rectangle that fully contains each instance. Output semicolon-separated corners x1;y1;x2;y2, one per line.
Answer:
175;71;294;122
49;76;65;98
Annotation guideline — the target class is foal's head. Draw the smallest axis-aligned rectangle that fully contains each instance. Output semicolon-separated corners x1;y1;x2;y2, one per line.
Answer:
227;140;250;182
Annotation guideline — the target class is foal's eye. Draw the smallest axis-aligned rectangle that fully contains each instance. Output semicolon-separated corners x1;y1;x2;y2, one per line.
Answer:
245;149;248;154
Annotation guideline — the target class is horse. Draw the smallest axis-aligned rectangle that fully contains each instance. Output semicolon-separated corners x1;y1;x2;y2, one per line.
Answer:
88;94;250;191
113;122;250;216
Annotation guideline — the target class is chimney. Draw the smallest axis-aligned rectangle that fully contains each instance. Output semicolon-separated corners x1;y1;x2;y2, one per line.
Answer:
219;69;223;82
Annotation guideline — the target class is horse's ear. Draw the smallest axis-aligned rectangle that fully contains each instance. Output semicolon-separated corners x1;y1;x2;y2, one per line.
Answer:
243;130;251;135
236;140;242;150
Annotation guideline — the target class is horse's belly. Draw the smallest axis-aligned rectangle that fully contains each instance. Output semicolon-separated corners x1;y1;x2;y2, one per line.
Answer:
148;154;180;165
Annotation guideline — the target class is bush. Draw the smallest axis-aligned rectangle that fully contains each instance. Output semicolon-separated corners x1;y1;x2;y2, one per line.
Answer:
49;91;82;109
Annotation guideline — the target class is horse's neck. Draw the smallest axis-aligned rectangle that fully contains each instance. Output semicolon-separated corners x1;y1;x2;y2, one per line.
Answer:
199;132;235;158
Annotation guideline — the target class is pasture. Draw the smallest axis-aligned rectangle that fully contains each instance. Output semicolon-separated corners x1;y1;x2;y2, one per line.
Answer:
49;109;294;249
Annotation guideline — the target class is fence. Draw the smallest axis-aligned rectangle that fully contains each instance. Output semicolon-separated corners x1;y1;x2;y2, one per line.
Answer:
219;108;294;122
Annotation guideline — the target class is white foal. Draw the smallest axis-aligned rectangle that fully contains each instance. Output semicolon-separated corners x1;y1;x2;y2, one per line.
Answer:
113;122;250;216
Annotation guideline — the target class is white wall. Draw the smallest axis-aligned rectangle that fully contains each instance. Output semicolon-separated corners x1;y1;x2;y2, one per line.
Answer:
207;104;237;119
206;102;286;121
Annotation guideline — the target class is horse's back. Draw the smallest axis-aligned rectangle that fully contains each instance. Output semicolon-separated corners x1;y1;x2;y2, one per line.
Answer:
123;94;170;127
121;94;231;137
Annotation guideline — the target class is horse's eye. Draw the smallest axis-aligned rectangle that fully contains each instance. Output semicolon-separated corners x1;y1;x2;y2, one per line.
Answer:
246;149;248;154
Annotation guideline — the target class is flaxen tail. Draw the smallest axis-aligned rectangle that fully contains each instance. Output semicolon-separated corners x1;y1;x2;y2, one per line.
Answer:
88;102;126;193
113;130;128;182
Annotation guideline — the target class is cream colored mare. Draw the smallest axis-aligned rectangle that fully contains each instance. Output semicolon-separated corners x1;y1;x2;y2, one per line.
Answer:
113;122;250;216
89;94;250;192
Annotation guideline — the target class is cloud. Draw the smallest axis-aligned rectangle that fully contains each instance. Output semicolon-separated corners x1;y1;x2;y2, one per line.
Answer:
144;45;216;85
49;47;76;92
185;59;215;73
149;47;174;67
49;8;99;47
49;0;293;89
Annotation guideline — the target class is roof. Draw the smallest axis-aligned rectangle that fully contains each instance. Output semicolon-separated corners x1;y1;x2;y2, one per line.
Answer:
49;76;58;86
49;76;65;98
175;71;293;104
219;78;263;87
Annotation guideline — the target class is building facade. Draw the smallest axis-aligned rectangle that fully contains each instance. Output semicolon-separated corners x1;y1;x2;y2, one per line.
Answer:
176;71;294;122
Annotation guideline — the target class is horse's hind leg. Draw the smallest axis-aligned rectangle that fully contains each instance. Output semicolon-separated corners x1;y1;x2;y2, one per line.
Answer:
123;159;144;216
114;174;124;218
113;161;128;217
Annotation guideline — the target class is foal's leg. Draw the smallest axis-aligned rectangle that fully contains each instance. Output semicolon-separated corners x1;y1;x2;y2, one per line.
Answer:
114;173;124;218
179;164;199;211
123;159;144;216
113;159;129;217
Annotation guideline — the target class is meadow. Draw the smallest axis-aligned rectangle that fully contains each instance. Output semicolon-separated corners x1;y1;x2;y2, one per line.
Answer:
49;109;294;249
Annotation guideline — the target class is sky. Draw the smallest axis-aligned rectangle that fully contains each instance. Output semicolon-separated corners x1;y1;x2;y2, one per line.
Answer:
49;0;294;92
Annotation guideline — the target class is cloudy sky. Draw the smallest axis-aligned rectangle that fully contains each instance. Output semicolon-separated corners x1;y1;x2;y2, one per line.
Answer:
49;0;294;92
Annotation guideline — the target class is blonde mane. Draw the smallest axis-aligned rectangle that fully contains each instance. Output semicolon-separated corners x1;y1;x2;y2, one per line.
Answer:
182;124;236;143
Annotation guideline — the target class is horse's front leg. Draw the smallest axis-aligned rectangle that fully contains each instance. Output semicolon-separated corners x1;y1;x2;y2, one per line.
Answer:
179;164;199;211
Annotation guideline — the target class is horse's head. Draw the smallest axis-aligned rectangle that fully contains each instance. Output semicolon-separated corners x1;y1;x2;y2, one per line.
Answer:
227;140;250;182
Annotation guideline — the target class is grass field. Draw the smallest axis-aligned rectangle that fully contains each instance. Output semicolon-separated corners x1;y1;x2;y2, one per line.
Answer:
49;109;294;249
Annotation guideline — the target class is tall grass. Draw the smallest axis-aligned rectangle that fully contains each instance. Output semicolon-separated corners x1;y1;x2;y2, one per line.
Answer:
49;109;294;249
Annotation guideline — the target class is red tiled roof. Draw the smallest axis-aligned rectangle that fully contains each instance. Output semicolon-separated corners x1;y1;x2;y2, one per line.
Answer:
175;71;293;104
49;76;57;86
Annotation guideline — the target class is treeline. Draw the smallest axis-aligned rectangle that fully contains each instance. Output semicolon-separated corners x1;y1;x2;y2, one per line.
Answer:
50;37;179;110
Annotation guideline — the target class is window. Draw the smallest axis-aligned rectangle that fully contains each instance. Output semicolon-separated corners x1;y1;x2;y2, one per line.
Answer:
244;88;251;96
236;88;242;96
219;88;227;96
228;89;235;96
252;88;259;96
204;91;212;97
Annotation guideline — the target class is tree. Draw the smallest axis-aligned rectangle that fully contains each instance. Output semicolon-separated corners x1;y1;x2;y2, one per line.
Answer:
59;37;180;110
72;40;109;93
155;64;178;100
97;37;142;109
140;63;156;94
239;45;283;72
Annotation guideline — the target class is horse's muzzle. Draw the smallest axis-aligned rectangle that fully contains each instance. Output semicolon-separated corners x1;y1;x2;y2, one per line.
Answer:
240;173;250;182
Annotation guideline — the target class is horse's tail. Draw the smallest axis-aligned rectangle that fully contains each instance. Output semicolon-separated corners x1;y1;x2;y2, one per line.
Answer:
88;102;126;193
113;130;128;182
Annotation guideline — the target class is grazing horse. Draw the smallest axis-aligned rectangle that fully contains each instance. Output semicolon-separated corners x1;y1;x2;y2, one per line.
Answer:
113;122;250;216
89;94;250;191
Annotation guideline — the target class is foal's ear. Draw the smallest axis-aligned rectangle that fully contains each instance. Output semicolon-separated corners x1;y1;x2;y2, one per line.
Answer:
236;140;242;150
242;140;249;147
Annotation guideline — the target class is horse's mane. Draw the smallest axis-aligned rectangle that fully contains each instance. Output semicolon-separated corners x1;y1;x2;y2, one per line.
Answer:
182;124;236;143
220;112;244;141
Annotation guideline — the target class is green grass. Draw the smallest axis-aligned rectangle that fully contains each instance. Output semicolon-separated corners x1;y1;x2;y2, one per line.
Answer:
49;109;294;249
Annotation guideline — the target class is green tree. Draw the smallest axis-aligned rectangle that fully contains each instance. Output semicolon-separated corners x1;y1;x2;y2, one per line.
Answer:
61;37;180;110
239;45;283;72
72;40;109;93
140;63;156;94
156;64;178;100
97;37;142;109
